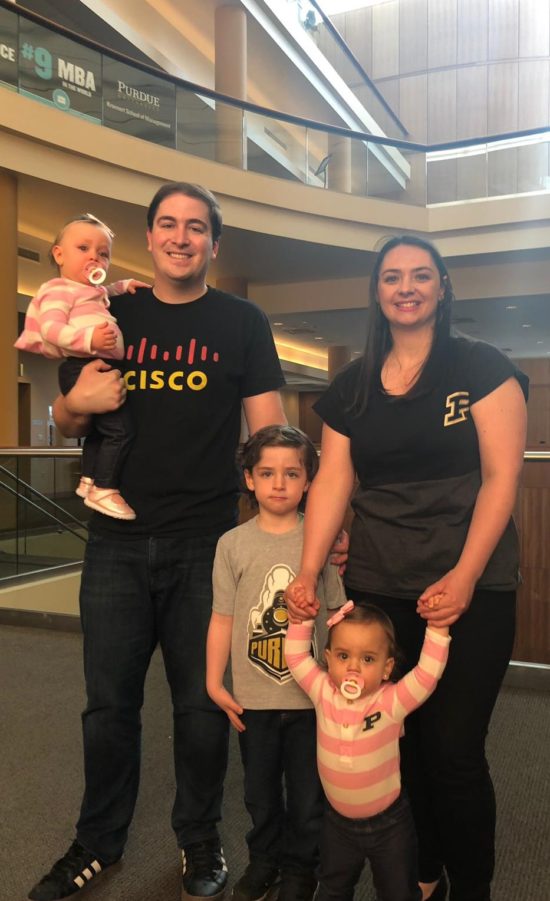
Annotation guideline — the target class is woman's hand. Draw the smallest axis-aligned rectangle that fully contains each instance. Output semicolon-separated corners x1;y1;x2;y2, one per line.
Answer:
206;684;245;732
284;573;320;622
417;568;476;627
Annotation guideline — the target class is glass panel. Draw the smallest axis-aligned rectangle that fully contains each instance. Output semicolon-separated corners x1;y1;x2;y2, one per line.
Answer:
176;87;217;162
367;143;425;206
456;148;488;201
246;110;307;183
0;453;87;580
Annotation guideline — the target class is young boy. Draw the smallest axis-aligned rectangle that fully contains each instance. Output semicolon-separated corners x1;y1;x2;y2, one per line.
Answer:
206;425;346;901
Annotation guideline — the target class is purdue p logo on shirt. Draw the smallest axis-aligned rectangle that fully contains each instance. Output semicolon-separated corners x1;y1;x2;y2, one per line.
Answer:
444;391;470;427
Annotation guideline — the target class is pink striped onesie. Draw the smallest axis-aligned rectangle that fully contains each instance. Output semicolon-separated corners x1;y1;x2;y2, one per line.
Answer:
285;621;450;819
15;277;130;360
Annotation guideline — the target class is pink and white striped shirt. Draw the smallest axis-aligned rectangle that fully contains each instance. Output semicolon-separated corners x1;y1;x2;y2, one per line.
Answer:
15;277;130;360
286;621;450;819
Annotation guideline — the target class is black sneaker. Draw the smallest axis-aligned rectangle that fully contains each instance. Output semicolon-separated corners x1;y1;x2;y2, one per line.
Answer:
278;869;317;901
182;839;228;900
231;861;280;900
27;840;115;900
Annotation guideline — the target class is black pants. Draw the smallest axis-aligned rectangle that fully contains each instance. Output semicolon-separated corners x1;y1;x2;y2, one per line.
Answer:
346;587;516;901
315;794;421;901
238;708;323;874
58;357;134;488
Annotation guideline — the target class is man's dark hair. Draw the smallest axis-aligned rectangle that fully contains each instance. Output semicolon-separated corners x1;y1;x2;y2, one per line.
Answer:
239;425;319;509
146;182;222;242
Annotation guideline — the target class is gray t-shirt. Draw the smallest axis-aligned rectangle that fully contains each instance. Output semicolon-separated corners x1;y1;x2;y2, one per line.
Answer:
213;515;347;710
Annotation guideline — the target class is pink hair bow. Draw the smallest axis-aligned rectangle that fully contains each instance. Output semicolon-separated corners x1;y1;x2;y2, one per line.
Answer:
326;600;354;628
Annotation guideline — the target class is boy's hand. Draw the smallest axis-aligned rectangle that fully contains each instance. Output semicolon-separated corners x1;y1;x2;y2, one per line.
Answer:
126;279;150;294
284;574;320;622
207;684;245;732
329;529;349;576
91;322;118;352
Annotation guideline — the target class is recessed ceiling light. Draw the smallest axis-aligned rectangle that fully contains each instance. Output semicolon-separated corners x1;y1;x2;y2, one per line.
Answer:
273;321;284;326
537;340;544;344
314;336;324;341
506;305;517;310
522;323;531;328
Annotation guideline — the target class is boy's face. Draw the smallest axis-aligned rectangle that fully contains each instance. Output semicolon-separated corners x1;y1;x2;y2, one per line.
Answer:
244;445;310;519
51;222;112;284
325;621;395;699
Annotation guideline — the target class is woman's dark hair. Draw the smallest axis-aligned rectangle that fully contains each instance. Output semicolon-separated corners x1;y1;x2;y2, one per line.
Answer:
351;234;455;415
146;182;222;242
326;603;400;680
239;425;319;509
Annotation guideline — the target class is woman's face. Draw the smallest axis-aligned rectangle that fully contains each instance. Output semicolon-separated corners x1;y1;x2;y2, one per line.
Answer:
376;244;444;333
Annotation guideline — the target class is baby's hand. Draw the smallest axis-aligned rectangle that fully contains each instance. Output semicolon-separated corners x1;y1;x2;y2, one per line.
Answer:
126;279;150;294
91;323;118;352
419;592;444;611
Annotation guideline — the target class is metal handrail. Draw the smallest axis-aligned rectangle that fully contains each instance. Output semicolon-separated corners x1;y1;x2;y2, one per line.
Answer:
2;0;548;155
0;465;87;542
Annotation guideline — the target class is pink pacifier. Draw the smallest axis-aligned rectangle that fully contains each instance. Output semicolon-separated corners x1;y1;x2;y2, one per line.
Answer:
87;265;106;285
340;676;364;700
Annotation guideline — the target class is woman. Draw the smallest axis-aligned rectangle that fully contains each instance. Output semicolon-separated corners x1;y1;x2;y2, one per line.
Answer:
285;235;528;901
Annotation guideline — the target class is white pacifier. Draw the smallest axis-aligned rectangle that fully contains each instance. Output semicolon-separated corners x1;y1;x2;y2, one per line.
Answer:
87;266;107;285
340;676;364;700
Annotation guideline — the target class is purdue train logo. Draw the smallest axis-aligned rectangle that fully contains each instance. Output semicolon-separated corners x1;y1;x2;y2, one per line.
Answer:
247;564;295;683
444;391;470;427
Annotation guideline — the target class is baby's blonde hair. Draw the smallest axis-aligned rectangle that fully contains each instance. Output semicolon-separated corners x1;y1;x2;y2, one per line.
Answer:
49;213;114;267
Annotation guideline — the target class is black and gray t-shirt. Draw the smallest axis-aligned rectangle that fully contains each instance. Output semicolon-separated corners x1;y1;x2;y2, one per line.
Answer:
315;336;528;598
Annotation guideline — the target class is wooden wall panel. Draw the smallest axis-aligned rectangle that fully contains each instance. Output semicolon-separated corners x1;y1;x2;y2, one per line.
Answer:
372;0;400;79
519;0;550;57
488;0;519;61
399;73;428;142
518;60;550;130
428;69;457;142
399;0;428;74
457;66;488;139
344;7;374;77
457;0;488;64
428;0;458;68
487;61;518;133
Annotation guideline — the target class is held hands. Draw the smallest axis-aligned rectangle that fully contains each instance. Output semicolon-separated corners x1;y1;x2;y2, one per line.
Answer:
284;573;320;623
417;567;476;628
126;279;151;294
91;322;118;352
207;684;245;732
65;359;127;415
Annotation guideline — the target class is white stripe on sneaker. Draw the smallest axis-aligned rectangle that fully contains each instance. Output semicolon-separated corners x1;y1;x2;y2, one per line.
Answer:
73;860;103;888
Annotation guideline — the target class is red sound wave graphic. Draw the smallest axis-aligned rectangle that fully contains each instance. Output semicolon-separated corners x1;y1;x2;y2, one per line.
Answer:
125;338;220;364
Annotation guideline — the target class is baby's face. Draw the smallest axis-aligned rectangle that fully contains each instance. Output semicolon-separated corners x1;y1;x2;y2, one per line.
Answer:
52;221;112;284
325;621;394;699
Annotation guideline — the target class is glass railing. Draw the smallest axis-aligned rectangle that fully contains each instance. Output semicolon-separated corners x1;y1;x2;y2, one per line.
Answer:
0;0;549;208
0;449;88;582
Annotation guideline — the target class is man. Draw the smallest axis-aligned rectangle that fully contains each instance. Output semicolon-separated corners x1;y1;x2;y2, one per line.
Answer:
28;182;286;901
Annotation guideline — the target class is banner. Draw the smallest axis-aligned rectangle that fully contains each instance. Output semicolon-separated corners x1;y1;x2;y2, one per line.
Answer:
103;58;176;148
18;17;101;121
0;5;18;90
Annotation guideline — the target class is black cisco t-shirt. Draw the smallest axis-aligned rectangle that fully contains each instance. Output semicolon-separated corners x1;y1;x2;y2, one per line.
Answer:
315;336;528;598
92;287;284;537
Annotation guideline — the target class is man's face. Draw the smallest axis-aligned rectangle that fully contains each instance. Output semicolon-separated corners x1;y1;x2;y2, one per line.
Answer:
146;193;219;295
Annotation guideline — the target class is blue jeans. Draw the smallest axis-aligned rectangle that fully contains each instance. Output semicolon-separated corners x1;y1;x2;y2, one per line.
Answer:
76;531;229;862
238;709;323;874
315;794;421;901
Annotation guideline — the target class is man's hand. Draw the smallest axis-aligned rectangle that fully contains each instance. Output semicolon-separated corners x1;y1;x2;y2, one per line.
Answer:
65;359;126;415
91;322;118;352
207;684;245;732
